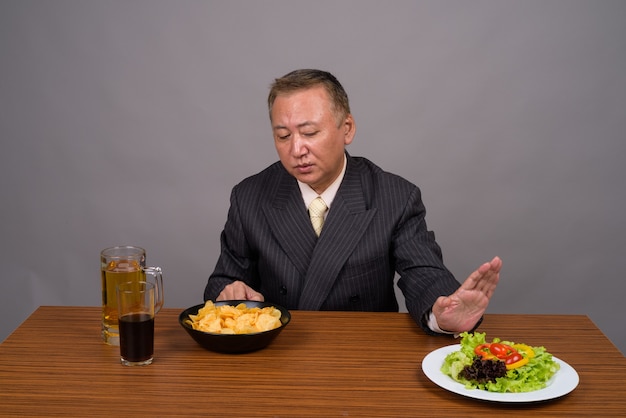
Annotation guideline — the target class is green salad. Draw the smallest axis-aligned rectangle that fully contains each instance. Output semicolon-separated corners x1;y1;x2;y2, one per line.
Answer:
441;332;560;393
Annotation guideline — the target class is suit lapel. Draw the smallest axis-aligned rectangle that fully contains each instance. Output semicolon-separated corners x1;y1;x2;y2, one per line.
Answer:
298;158;377;310
262;169;317;277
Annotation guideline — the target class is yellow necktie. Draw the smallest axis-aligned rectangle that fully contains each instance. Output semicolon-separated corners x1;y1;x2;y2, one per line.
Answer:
308;197;328;237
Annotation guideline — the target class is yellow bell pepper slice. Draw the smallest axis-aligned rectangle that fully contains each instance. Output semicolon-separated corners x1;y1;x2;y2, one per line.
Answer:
513;343;535;358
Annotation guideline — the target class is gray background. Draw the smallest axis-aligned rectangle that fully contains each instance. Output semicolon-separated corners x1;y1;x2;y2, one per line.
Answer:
1;1;625;355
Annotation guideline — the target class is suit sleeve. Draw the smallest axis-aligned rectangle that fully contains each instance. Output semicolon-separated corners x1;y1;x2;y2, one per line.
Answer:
203;186;260;301
393;186;461;336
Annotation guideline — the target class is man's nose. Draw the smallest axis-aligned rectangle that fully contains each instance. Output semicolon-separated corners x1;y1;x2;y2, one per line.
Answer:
291;135;308;157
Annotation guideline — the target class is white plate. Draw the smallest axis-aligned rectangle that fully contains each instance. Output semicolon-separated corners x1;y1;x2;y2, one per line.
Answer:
422;344;579;402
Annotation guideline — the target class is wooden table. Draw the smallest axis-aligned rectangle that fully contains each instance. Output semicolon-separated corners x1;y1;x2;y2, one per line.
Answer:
1;307;625;417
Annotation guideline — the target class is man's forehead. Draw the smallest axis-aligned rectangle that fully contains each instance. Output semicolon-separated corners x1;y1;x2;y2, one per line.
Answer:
271;90;331;128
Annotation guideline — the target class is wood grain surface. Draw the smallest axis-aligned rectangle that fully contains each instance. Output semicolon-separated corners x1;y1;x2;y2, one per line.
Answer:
1;306;624;417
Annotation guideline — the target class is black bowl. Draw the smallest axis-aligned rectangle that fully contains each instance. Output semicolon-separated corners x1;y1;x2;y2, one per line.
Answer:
179;300;291;354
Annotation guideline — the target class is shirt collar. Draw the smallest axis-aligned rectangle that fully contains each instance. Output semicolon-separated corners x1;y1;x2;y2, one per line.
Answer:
298;154;347;210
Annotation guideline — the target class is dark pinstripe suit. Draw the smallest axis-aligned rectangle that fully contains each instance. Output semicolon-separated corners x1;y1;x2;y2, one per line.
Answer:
204;153;461;334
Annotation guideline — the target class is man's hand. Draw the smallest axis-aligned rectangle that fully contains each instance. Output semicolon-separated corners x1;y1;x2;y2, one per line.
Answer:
216;280;265;302
432;256;502;333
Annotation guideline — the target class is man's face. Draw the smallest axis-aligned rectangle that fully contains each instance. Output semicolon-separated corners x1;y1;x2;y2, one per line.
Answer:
271;86;356;194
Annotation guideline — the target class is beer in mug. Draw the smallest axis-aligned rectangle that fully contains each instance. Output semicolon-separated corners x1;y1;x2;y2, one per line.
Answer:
100;246;163;345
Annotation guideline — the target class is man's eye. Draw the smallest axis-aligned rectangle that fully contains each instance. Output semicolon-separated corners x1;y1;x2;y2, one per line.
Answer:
276;133;291;140
303;131;319;137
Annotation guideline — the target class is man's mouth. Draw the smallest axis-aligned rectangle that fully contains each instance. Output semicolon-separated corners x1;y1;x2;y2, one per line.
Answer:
295;163;313;174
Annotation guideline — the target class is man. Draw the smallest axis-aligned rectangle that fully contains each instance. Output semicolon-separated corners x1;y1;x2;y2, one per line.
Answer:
204;69;501;335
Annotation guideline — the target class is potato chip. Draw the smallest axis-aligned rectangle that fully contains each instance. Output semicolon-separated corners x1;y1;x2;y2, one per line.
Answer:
187;301;282;334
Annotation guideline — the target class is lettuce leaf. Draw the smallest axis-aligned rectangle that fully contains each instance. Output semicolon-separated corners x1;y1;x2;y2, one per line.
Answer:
441;332;560;393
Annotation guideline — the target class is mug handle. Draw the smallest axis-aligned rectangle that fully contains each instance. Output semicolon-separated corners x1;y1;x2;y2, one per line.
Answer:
143;267;164;314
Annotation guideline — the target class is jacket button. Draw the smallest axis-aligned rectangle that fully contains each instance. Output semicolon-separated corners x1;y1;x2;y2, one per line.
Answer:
280;285;288;295
349;295;360;303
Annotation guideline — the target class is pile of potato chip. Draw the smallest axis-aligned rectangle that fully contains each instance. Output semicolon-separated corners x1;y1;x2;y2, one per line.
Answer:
187;301;282;334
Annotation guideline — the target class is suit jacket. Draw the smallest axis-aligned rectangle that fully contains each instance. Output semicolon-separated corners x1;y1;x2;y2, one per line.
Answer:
204;154;461;334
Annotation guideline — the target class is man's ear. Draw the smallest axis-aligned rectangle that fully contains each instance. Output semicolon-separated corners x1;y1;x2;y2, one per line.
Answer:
343;114;356;145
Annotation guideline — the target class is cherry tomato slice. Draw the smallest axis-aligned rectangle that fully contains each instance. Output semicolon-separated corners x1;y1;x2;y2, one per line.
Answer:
488;343;507;358
506;356;529;370
489;343;517;359
505;352;523;364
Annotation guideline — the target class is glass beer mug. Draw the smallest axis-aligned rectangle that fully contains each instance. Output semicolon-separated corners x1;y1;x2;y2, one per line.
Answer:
100;245;164;345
